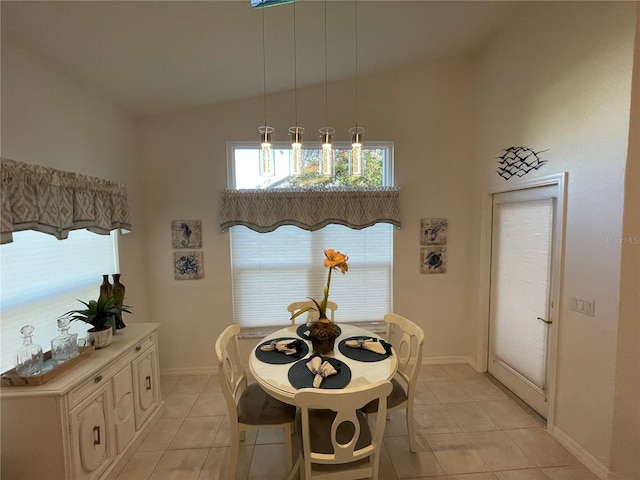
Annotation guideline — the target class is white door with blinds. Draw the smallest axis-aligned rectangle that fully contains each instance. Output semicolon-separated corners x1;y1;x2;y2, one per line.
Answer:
488;185;558;418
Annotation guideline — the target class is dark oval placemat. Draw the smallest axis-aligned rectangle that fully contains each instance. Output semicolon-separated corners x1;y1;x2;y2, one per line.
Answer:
288;355;351;389
338;336;392;362
296;324;342;340
255;338;309;364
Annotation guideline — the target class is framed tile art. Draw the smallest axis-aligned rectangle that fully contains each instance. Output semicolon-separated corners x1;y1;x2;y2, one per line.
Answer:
420;218;448;274
171;220;202;249
174;251;204;280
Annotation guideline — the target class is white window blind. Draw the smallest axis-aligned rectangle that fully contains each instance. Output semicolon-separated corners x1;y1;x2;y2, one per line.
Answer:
230;223;393;327
491;198;554;389
0;229;118;373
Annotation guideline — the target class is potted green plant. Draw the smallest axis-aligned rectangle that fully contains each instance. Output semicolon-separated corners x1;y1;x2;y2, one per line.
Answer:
63;295;131;349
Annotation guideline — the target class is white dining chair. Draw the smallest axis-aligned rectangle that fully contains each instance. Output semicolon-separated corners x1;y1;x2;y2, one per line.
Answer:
362;313;425;453
288;300;338;324
215;324;296;480
286;380;393;480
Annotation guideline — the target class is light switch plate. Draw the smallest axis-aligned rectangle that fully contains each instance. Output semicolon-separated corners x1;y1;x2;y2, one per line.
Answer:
570;296;595;316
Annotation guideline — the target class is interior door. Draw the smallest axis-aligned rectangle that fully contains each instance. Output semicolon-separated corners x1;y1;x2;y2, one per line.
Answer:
488;185;558;418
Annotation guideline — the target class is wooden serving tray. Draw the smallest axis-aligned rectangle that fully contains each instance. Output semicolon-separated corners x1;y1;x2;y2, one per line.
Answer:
1;346;95;387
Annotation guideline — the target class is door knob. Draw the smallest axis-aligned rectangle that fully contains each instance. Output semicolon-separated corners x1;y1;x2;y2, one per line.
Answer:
537;317;552;325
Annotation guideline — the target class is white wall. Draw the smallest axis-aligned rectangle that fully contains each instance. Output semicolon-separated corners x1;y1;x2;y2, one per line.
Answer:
471;1;636;473
0;40;151;323
137;55;476;372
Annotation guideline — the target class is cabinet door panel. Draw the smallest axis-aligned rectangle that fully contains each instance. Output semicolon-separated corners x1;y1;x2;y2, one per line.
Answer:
70;384;114;480
133;347;159;429
112;365;136;453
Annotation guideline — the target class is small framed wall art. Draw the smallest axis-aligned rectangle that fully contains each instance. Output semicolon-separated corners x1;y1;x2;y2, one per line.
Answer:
420;218;448;274
171;220;202;249
174;251;204;280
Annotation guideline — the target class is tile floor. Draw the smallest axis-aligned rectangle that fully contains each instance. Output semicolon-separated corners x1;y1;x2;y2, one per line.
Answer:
116;364;600;480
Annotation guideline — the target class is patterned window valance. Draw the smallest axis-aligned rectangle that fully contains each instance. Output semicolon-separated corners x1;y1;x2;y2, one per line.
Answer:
220;187;401;233
1;158;131;244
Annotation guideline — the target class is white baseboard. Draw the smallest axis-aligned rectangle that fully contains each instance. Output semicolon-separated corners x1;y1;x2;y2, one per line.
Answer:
423;355;479;370
551;426;610;479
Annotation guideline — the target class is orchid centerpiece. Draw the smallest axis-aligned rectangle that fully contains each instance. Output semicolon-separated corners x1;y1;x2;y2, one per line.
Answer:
292;249;349;353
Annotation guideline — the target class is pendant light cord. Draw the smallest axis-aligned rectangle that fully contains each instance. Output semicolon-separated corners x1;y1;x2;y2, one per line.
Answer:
262;8;267;127
324;0;328;127
354;0;359;128
293;0;298;127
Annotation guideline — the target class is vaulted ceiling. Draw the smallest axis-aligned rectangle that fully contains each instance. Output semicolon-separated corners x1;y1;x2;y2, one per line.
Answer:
2;1;522;116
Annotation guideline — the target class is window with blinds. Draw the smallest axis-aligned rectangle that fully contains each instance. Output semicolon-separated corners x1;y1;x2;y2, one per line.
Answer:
0;229;118;373
228;142;394;328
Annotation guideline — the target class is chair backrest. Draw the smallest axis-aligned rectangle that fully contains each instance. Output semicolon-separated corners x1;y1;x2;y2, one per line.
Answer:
288;300;338;324
384;313;425;387
214;324;246;425
294;380;392;479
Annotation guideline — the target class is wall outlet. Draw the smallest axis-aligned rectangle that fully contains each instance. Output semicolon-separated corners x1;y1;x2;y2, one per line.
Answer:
570;296;595;316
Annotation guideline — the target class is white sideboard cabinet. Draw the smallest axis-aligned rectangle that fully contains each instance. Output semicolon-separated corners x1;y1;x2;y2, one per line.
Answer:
1;323;163;480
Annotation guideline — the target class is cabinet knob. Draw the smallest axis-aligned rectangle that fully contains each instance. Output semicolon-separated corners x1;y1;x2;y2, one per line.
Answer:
136;345;142;352
94;375;102;383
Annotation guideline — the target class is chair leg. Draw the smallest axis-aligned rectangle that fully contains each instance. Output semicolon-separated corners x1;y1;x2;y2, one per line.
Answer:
283;422;294;471
285;456;301;480
227;429;240;479
406;406;417;453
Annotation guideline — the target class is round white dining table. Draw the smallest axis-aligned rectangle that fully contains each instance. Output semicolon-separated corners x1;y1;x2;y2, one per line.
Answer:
249;323;398;404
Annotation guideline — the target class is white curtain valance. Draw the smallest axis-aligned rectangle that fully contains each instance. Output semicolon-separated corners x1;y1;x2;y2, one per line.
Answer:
1;158;131;244
220;187;401;233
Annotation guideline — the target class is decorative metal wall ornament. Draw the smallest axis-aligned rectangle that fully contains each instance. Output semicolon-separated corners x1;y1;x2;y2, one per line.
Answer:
420;218;448;274
496;146;548;180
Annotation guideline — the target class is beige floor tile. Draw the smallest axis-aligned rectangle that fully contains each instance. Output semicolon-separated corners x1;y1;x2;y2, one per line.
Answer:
383;409;410;437
495;469;549;480
255;426;287;444
202;376;221;394
477;401;540;429
162;393;200;419
384;435;446;478
442;364;484;380
414;381;441;404
446;474;499;480
505;428;580;468
459;379;508;401
172;375;212;395
199;445;254;480
444;402;500;432
426;432;491;475
169;416;224;450
247;443;293;479
148;449;209;480
466;430;536;471
115;450;164;480
161;376;181;396
138;418;185;452
427;380;475;403
413;403;461;434
420;365;451;381
189;392;228;417
214;416;258;447
539;465;600;479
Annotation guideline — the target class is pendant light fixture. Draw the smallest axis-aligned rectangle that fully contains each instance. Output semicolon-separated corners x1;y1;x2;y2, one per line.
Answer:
289;0;304;177
349;0;364;177
258;7;274;177
319;0;334;178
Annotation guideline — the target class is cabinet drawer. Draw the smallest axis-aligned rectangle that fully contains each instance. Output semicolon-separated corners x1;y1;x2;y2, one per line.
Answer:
68;335;155;408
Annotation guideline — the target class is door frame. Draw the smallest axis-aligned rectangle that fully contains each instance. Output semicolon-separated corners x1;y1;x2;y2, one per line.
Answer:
476;172;567;430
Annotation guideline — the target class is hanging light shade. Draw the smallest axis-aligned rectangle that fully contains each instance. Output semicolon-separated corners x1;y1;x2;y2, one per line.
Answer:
319;127;335;177
259;125;275;177
349;126;364;176
289;126;304;176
